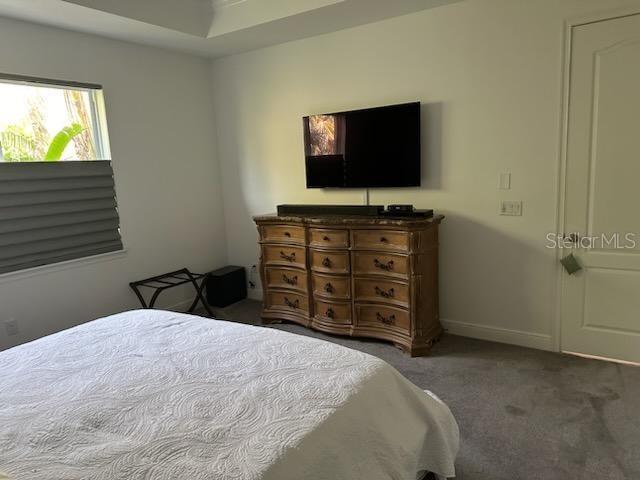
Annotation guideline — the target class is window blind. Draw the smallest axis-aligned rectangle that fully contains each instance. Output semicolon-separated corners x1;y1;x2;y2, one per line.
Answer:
0;161;123;274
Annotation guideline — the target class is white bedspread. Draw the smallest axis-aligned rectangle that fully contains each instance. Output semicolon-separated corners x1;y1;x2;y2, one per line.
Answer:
0;310;458;479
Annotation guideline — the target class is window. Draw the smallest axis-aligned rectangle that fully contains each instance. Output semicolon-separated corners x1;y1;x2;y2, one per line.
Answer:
0;75;110;162
0;74;122;275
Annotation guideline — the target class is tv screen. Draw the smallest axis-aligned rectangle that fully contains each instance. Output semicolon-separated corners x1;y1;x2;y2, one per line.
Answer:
303;102;421;188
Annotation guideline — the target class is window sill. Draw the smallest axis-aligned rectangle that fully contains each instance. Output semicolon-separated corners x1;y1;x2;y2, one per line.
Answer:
0;249;128;285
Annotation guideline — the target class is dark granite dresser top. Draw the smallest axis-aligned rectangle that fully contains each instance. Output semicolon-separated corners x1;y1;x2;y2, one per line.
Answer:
253;213;444;227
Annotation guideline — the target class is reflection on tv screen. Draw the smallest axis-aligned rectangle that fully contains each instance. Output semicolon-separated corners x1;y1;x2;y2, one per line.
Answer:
308;114;343;156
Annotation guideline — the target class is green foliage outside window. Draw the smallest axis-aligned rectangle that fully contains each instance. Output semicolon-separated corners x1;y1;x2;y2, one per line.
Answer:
0;123;85;162
0;83;106;162
0;125;37;161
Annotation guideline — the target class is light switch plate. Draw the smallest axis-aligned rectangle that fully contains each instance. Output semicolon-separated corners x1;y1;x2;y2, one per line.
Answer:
500;200;522;216
499;173;511;190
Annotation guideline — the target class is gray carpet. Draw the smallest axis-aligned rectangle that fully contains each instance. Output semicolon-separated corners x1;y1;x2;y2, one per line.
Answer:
205;300;640;480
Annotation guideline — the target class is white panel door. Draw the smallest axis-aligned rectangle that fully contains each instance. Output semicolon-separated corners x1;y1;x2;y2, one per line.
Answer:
561;13;640;363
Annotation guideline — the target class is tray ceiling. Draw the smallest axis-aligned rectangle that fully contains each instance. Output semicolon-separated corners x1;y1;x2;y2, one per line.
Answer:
0;0;464;58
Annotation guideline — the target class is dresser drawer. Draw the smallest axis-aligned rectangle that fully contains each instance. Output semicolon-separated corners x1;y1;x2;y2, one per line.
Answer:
312;273;350;300
354;278;409;308
355;304;410;333
265;291;309;315
263;245;306;269
309;228;349;248
262;225;306;245
353;229;410;252
314;300;352;325
310;249;350;274
352;251;409;279
265;267;308;293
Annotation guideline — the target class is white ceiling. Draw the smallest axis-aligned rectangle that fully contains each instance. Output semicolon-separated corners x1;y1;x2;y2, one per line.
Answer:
0;0;463;58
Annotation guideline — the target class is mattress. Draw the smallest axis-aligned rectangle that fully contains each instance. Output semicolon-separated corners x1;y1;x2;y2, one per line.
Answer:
0;310;458;479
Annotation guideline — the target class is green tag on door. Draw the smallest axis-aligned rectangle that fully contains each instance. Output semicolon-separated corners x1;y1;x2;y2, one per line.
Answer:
561;253;582;275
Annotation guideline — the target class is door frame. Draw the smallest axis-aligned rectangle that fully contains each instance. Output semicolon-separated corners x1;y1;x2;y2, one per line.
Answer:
553;5;640;353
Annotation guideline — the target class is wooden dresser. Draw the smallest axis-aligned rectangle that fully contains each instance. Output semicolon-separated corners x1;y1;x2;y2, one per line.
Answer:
253;214;444;356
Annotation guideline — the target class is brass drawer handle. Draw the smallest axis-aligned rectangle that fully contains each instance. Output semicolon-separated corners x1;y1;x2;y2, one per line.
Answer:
280;251;296;262
376;312;396;325
323;235;331;241
284;231;291;238
373;258;394;271
324;282;334;294
375;286;395;298
284;297;300;309
326;308;335;319
322;257;332;268
282;274;298;286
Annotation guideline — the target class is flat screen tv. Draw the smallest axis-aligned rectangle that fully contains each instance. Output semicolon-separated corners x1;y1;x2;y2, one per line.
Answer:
303;102;421;188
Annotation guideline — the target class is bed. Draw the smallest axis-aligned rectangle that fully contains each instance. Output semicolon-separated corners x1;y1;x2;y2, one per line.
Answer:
0;310;458;479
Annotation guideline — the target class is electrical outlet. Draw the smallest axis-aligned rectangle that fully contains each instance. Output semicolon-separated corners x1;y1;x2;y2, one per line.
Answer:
4;319;19;336
248;265;257;289
500;200;523;216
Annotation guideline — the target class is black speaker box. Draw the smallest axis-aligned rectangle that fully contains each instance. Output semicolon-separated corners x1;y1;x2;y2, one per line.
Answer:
206;266;247;307
277;204;384;216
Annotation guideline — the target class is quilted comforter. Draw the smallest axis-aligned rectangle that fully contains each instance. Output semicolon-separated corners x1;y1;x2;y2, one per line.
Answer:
0;310;458;479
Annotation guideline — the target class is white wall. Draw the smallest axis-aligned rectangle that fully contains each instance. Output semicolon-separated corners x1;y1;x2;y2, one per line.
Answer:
210;0;637;351
0;17;227;350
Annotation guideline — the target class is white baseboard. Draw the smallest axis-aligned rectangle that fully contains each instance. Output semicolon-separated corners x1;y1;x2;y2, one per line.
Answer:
166;289;263;312
170;292;550;351
247;289;263;301
166;298;195;312
440;319;554;352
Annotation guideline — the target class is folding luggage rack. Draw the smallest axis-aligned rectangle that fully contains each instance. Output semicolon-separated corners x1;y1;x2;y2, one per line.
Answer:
129;268;214;316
